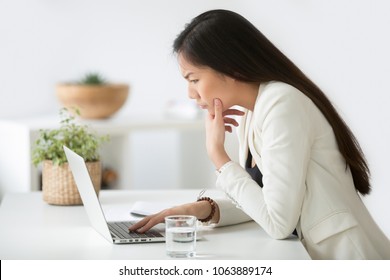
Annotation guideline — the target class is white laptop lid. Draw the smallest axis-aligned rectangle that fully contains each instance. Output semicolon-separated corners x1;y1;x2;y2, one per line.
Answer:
63;146;113;243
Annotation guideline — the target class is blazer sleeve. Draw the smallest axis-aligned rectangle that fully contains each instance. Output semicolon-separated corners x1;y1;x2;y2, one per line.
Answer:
213;198;252;227
216;89;313;239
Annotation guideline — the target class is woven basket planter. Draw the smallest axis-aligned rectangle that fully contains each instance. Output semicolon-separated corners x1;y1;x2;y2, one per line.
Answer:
56;84;129;119
42;160;101;205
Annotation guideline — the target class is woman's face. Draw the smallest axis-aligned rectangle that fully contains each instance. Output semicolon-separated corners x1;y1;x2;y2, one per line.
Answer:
178;54;236;115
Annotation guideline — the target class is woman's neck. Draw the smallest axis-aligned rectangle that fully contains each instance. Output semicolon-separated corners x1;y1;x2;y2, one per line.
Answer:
235;82;260;111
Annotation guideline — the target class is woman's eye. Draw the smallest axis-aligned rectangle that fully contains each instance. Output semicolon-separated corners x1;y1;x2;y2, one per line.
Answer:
190;79;199;84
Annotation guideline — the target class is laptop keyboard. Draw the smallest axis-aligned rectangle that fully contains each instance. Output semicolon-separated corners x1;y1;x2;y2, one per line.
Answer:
108;221;163;239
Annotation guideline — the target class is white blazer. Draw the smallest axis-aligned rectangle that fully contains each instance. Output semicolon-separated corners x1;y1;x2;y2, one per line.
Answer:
214;81;390;259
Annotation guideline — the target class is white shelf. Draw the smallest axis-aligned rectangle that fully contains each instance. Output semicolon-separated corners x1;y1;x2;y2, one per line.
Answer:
0;114;213;199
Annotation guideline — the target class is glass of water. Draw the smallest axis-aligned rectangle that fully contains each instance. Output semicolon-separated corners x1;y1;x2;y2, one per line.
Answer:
165;215;197;258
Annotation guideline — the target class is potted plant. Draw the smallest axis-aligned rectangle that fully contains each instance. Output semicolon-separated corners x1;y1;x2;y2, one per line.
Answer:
32;108;109;205
56;72;130;119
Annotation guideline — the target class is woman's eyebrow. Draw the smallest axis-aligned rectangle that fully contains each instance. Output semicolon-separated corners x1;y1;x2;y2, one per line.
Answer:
184;72;193;79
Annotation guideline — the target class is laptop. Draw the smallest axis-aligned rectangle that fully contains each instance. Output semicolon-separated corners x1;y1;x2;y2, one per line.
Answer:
63;145;165;244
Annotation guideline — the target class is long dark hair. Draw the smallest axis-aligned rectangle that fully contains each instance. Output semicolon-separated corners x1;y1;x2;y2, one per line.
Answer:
173;9;371;195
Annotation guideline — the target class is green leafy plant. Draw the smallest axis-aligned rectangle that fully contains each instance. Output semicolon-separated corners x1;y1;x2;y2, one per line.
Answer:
79;72;107;85
32;108;109;166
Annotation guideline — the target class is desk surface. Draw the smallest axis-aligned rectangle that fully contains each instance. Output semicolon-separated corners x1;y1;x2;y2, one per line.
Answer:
0;190;310;260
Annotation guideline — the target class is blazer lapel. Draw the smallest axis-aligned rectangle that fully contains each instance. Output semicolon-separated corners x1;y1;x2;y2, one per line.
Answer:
237;108;250;167
237;83;265;170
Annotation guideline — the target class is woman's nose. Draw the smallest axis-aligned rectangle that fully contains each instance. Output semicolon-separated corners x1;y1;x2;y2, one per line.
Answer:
187;87;198;100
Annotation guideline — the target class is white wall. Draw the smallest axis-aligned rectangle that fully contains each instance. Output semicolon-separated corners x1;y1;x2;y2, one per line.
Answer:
1;0;389;237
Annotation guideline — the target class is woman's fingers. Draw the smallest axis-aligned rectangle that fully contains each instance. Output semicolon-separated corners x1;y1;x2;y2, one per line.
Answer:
213;98;224;126
225;126;233;133
222;108;245;117
128;216;153;232
128;213;164;233
128;207;180;233
223;117;239;127
206;99;228;151
137;216;164;233
222;108;244;132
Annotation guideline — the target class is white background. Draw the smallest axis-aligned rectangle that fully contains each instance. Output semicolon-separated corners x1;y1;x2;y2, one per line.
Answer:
0;0;389;237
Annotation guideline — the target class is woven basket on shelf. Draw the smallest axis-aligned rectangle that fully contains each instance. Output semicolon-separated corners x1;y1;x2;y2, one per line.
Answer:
56;84;129;119
42;160;101;205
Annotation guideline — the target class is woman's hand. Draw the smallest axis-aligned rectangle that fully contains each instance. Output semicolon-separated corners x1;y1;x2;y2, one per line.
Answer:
128;204;190;233
128;200;219;233
205;98;244;169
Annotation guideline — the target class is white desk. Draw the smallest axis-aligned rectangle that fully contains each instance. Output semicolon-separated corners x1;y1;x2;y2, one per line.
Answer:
0;189;311;260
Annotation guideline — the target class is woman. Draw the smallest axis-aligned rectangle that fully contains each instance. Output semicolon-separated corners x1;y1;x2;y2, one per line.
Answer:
129;9;390;259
